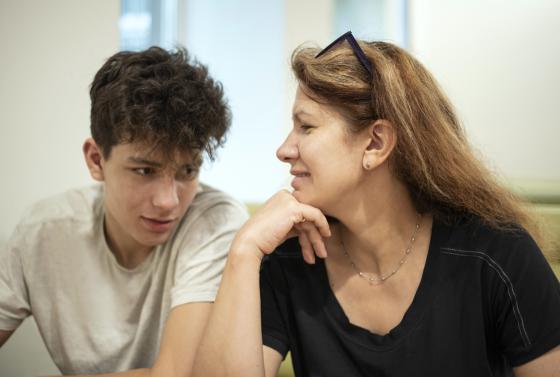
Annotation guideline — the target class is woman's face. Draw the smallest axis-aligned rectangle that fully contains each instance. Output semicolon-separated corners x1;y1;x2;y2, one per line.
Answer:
276;86;367;213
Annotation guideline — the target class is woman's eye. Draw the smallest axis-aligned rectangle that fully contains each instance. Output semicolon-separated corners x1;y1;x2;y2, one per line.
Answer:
300;124;314;132
133;167;154;176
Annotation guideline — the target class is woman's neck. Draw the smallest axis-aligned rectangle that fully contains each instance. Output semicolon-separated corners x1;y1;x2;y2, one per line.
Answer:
330;174;425;273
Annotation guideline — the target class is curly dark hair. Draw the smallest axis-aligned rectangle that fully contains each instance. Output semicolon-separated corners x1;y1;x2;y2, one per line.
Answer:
90;46;231;161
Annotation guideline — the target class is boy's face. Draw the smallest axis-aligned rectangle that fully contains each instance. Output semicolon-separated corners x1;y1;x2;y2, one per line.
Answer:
84;139;200;256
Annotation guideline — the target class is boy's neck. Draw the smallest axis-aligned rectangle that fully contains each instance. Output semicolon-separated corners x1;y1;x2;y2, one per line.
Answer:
103;215;154;269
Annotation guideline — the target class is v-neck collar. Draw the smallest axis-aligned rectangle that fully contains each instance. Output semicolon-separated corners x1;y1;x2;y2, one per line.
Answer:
315;217;451;350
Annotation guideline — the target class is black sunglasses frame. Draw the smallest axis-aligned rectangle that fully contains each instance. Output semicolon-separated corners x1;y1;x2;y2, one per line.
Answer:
315;31;373;77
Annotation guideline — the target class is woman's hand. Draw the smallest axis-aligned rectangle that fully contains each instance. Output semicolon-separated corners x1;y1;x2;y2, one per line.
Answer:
232;190;331;264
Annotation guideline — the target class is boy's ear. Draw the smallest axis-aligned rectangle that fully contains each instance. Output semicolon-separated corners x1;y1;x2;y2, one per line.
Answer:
362;119;397;171
83;138;105;181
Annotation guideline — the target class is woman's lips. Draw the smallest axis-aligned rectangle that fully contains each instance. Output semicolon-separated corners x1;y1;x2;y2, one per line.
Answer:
291;172;310;189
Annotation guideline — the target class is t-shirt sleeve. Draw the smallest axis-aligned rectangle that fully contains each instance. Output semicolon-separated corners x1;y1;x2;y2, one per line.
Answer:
170;201;248;308
0;225;32;330
260;255;290;358
490;231;560;367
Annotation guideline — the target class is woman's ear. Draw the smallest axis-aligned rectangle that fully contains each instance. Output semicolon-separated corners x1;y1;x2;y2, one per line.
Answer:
362;119;397;171
83;138;105;181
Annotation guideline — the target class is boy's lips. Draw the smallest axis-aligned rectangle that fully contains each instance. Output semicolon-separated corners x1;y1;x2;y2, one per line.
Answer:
140;216;176;232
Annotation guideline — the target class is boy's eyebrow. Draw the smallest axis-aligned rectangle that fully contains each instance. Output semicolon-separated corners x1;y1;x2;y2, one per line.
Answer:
127;156;199;168
126;157;163;167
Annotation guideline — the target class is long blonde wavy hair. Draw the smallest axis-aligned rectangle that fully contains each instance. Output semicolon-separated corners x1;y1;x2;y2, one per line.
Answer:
292;40;552;255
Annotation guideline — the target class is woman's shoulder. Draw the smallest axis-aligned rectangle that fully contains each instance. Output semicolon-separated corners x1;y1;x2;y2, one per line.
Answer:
273;238;304;257
437;215;552;287
439;217;560;366
262;238;308;271
261;237;320;286
440;215;538;259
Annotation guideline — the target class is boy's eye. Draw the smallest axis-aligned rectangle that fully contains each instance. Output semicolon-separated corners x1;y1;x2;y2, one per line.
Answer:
133;167;155;176
177;165;198;180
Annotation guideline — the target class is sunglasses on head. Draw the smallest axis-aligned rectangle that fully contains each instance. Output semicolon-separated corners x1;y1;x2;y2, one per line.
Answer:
315;31;374;77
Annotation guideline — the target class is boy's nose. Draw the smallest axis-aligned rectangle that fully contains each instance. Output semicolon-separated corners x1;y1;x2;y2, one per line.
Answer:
152;178;179;210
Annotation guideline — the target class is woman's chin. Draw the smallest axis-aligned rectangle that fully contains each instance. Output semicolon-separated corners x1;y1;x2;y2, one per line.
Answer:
292;191;327;211
291;190;310;204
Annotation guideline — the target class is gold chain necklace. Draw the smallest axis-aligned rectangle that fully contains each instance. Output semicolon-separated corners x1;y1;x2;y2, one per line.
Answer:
340;215;422;285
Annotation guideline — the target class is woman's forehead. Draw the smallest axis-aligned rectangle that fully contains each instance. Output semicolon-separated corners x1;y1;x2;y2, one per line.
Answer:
293;87;327;117
293;87;349;126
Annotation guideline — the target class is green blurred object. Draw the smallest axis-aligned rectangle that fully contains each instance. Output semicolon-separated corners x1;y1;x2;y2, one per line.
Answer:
277;353;294;377
507;178;560;205
508;179;560;262
245;202;261;217
552;263;560;277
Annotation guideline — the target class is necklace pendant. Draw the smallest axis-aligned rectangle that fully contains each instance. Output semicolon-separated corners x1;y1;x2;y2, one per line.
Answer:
339;213;422;287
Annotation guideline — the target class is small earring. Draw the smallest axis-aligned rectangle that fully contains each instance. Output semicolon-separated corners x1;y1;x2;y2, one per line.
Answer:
364;162;371;170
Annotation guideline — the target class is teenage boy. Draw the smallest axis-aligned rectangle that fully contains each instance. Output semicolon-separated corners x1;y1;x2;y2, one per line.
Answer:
0;46;248;376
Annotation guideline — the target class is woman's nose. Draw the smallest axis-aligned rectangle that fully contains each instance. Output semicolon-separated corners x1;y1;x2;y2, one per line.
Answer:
276;132;298;162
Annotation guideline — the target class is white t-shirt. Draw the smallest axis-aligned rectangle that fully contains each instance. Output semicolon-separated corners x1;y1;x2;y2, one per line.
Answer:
0;183;248;374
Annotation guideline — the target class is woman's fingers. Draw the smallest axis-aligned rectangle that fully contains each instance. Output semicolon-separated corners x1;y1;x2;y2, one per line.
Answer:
290;201;331;238
295;221;328;261
286;194;331;264
296;230;316;264
235;190;331;259
284;228;300;240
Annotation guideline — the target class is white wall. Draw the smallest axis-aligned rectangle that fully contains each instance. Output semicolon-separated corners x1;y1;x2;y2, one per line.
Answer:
284;0;334;161
0;1;119;375
410;0;560;181
0;0;119;244
180;0;288;203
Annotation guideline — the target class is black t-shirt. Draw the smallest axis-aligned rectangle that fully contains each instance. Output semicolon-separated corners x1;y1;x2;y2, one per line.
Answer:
260;217;560;376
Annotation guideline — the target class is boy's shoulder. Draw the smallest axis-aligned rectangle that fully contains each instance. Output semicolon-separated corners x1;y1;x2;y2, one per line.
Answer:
18;185;103;230
171;183;249;241
187;182;248;218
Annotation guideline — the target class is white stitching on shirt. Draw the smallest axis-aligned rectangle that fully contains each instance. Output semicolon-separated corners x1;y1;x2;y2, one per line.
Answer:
440;247;531;347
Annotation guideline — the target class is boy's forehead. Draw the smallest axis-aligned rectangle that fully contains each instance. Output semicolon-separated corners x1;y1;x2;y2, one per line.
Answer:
116;142;200;165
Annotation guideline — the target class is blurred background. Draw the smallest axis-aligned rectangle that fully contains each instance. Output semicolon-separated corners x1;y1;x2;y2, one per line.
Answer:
0;0;558;375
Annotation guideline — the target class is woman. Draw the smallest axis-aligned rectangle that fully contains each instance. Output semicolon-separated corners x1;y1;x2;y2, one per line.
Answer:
193;32;560;376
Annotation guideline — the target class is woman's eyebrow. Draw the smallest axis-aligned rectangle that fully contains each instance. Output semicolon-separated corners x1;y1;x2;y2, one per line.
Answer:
292;109;314;122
